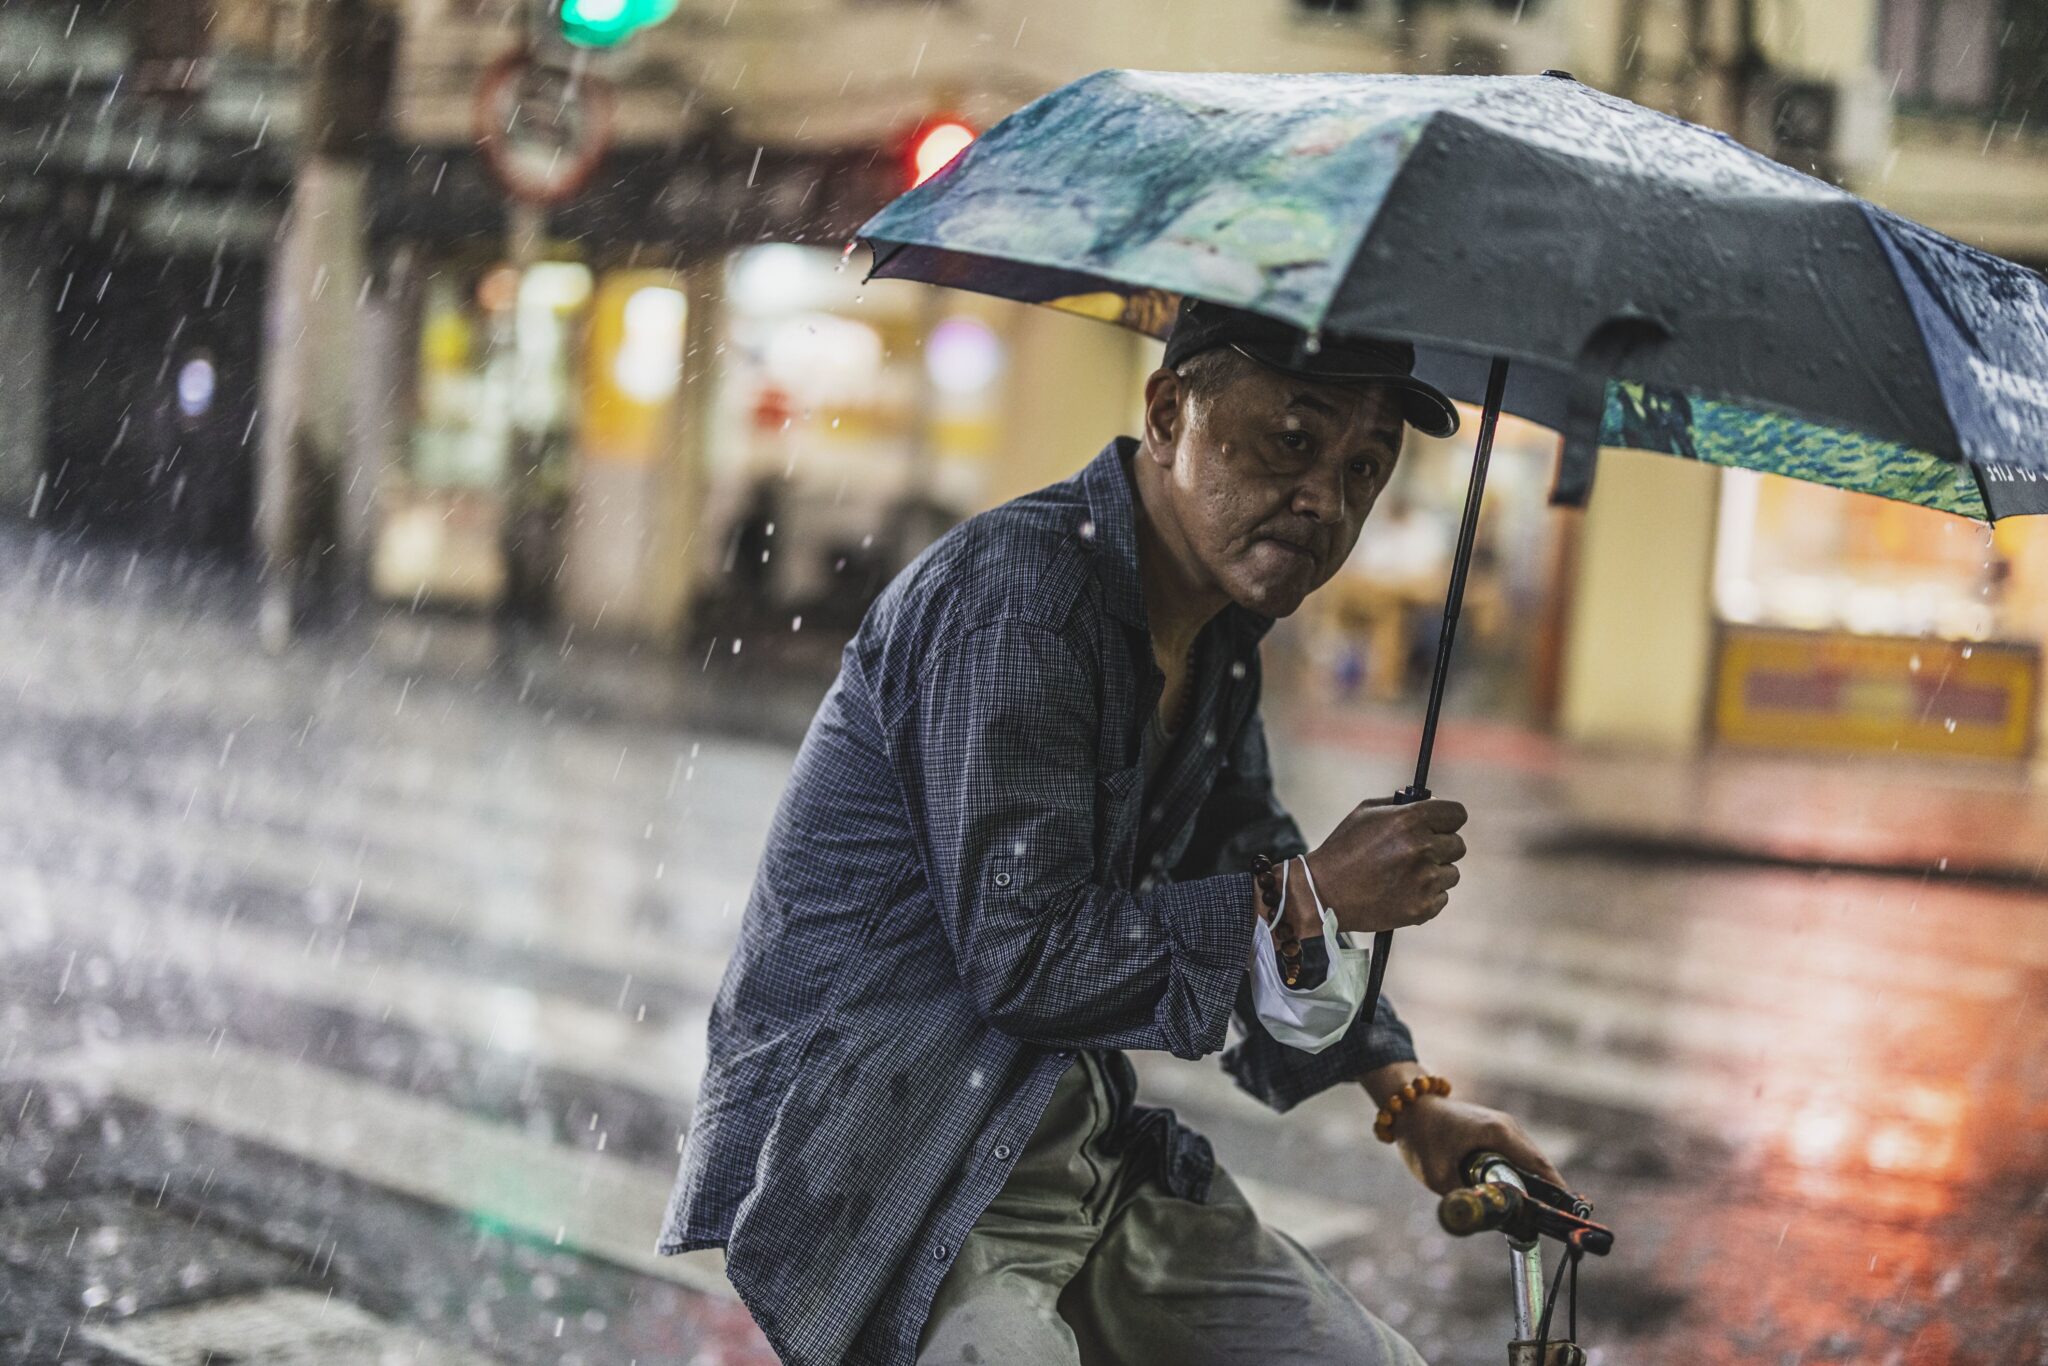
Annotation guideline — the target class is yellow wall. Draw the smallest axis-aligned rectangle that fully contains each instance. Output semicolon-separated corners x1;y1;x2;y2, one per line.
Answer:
1560;449;1721;750
561;266;719;640
1864;127;2048;261
983;306;1148;510
1769;0;1880;76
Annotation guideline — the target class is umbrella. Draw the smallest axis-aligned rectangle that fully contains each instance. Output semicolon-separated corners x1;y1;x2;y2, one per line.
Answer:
855;67;2048;1029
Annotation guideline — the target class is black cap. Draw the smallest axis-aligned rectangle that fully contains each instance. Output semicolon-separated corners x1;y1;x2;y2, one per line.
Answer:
1162;298;1460;439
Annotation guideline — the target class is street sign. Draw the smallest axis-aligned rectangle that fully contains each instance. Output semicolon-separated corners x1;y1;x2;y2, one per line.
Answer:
473;49;614;206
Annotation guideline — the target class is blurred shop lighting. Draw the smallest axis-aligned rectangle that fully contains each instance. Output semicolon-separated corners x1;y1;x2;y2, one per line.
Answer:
730;243;838;314
522;262;595;312
763;313;884;403
926;317;1002;395
1714;466;2004;641
910;119;976;188
616;286;688;403
175;356;216;419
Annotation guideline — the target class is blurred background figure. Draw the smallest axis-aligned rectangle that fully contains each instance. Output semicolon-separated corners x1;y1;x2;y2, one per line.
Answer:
1;3;2046;1365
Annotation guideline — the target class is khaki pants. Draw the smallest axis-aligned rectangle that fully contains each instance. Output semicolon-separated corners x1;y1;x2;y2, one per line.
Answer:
915;1053;1428;1366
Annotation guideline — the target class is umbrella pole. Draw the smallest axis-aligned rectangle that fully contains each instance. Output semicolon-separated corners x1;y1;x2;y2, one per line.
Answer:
1360;355;1511;1029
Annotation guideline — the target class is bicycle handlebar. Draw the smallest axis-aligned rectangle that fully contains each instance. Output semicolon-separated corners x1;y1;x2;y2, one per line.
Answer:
1438;1151;1616;1256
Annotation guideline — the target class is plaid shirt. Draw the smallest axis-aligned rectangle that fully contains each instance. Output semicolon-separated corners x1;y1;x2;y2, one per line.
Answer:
659;438;1417;1366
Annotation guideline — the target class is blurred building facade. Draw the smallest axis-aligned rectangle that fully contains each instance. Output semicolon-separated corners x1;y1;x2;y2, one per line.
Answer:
0;0;2043;766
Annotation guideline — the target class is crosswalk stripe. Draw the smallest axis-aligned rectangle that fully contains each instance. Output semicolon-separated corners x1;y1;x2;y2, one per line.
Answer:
83;1287;505;1366
18;871;706;1104
23;1038;1392;1281
13;865;1586;1220
0;807;735;1001
6;774;2024;1053
1430;880;2024;992
26;1039;735;1299
0;860;1787;1125
4;857;1983;1134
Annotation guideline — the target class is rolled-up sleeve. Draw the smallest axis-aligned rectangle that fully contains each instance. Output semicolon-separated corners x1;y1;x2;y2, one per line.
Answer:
1174;699;1420;1112
898;618;1256;1060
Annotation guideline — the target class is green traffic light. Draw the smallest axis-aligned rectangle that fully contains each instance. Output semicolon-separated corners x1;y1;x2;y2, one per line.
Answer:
558;0;677;47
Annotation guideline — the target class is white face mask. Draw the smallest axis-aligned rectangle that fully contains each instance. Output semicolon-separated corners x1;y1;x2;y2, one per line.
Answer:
1249;856;1373;1054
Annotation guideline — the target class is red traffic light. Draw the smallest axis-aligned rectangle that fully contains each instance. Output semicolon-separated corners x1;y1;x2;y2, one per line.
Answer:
909;118;976;188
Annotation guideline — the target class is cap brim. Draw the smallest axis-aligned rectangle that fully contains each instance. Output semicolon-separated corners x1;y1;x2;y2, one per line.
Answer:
1228;343;1461;439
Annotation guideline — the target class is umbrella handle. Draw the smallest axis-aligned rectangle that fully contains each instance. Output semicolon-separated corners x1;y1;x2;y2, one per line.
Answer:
1356;356;1510;1037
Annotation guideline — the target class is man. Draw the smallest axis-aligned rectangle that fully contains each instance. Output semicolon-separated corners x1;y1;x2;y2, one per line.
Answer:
659;301;1562;1365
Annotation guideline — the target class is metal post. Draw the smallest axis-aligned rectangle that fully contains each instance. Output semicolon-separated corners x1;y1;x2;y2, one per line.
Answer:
1357;356;1511;1027
1410;355;1511;797
1471;1155;1544;1339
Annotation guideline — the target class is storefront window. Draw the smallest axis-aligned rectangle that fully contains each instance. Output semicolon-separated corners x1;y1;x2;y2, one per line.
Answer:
1709;467;2048;760
376;258;593;608
704;244;1004;622
1714;469;2003;641
412;260;592;489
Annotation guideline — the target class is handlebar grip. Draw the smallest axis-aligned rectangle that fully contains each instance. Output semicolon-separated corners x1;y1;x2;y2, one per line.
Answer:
1438;1181;1528;1239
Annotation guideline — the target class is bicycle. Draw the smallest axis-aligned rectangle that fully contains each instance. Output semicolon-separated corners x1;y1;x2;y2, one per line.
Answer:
1438;1151;1616;1366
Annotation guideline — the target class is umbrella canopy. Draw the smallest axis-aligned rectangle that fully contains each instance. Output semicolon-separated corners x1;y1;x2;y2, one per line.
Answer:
860;69;2048;523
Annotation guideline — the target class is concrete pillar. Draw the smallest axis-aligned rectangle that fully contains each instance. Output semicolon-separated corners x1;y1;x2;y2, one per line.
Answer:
256;160;371;638
1558;449;1721;751
558;261;720;642
985;305;1144;508
341;249;416;584
253;0;395;645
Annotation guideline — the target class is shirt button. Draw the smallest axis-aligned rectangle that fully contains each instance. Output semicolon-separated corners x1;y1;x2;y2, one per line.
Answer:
932;1244;950;1262
993;871;1012;888
994;1143;1012;1160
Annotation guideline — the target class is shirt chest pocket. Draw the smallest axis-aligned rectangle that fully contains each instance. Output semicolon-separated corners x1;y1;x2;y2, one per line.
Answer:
1094;762;1143;886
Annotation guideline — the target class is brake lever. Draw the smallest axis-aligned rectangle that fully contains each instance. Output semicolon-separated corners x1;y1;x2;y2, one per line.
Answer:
1453;1151;1615;1257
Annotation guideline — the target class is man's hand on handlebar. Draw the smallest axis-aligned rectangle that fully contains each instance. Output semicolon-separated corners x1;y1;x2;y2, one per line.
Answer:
1300;795;1468;938
1362;1060;1565;1197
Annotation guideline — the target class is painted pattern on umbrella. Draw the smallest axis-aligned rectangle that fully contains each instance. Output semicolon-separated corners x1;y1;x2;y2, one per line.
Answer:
867;71;1438;328
1602;383;1991;520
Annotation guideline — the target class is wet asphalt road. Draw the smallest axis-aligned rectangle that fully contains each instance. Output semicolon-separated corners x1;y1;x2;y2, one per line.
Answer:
0;532;2044;1366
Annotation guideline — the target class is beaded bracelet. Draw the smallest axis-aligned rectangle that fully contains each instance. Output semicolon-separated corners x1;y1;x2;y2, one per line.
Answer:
1372;1073;1453;1144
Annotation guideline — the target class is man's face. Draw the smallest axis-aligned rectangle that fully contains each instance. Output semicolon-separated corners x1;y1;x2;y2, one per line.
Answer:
1143;353;1409;618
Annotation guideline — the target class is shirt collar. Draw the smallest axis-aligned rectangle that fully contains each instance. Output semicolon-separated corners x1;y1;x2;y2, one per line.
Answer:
1077;436;1278;645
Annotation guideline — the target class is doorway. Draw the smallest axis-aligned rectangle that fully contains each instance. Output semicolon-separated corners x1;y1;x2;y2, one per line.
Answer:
41;245;266;560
